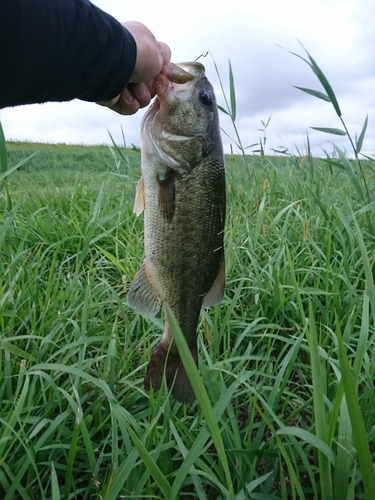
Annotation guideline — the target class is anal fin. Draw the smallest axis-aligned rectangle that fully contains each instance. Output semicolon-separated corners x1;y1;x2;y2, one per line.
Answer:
127;260;161;317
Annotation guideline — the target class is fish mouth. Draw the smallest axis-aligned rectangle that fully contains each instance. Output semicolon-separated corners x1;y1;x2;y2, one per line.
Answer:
156;62;205;102
143;60;205;136
164;62;205;84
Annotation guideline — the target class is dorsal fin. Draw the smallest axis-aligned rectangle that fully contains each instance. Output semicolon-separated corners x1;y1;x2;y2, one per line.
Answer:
202;255;225;307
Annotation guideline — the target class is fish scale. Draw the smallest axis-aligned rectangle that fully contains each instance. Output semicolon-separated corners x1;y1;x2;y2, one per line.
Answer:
128;62;226;403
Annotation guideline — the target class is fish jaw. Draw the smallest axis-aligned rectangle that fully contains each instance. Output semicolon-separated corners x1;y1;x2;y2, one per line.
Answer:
141;72;222;175
164;61;205;83
155;62;206;101
140;97;181;170
140;78;203;176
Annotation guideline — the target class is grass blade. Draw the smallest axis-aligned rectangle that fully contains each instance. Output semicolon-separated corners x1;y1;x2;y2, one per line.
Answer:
228;60;236;121
336;323;375;499
0;373;30;468
0;153;39;182
125;423;172;498
351;210;375;322
333;395;352;500
356;114;368;154
334;146;365;203
306;303;333;500
311;127;347;136
293;86;330;102
0;121;7;175
165;304;234;500
298;41;342;117
50;462;61;500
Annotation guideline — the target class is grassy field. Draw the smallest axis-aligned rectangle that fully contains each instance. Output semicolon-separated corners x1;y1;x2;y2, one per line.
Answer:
1;133;375;499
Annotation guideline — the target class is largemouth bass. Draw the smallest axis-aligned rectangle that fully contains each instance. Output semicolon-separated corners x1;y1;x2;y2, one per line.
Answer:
128;61;226;403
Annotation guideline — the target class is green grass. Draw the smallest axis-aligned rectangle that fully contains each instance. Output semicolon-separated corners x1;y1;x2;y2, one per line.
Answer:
1;136;375;499
1;47;375;498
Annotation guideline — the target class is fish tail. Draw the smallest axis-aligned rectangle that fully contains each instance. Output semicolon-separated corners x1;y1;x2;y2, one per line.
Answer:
144;341;198;404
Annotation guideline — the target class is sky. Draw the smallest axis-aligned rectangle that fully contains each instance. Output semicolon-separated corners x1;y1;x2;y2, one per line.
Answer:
1;0;374;157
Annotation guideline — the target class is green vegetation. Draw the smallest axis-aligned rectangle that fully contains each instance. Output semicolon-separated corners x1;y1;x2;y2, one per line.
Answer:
2;136;375;499
1;49;375;499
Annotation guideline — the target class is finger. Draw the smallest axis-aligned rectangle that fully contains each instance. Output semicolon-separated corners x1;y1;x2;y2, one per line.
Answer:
96;95;119;108
128;82;152;108
113;88;141;115
159;41;171;66
146;79;157;99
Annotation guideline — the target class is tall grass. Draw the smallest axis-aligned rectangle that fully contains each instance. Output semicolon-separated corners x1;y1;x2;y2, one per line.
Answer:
1;47;375;499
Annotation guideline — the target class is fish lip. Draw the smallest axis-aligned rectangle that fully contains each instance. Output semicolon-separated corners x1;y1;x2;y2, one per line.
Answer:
163;62;205;83
156;62;205;102
155;73;170;102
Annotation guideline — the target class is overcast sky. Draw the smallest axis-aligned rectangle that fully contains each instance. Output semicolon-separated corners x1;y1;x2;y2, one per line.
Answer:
1;0;374;157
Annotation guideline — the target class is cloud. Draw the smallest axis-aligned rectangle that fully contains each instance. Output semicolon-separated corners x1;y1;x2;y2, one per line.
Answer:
1;0;374;157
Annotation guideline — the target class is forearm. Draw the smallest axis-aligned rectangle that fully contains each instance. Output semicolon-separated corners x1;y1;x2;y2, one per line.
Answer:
0;0;137;108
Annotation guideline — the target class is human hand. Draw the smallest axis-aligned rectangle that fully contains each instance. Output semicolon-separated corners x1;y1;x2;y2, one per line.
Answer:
98;21;171;115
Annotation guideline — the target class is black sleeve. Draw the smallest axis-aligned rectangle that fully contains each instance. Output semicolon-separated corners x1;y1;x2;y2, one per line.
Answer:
0;0;137;108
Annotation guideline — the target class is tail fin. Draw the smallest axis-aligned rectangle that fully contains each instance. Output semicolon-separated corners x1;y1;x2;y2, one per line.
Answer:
144;341;198;404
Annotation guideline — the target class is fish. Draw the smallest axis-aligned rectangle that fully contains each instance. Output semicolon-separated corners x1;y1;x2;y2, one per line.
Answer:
127;61;226;403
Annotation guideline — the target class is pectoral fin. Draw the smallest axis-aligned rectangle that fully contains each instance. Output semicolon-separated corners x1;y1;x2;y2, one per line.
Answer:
127;260;161;317
202;255;225;307
133;176;145;216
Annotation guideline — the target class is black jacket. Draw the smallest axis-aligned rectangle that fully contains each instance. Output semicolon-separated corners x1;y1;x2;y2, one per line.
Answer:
0;0;137;108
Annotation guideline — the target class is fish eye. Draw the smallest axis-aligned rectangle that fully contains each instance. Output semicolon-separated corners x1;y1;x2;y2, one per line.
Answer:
199;90;213;107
